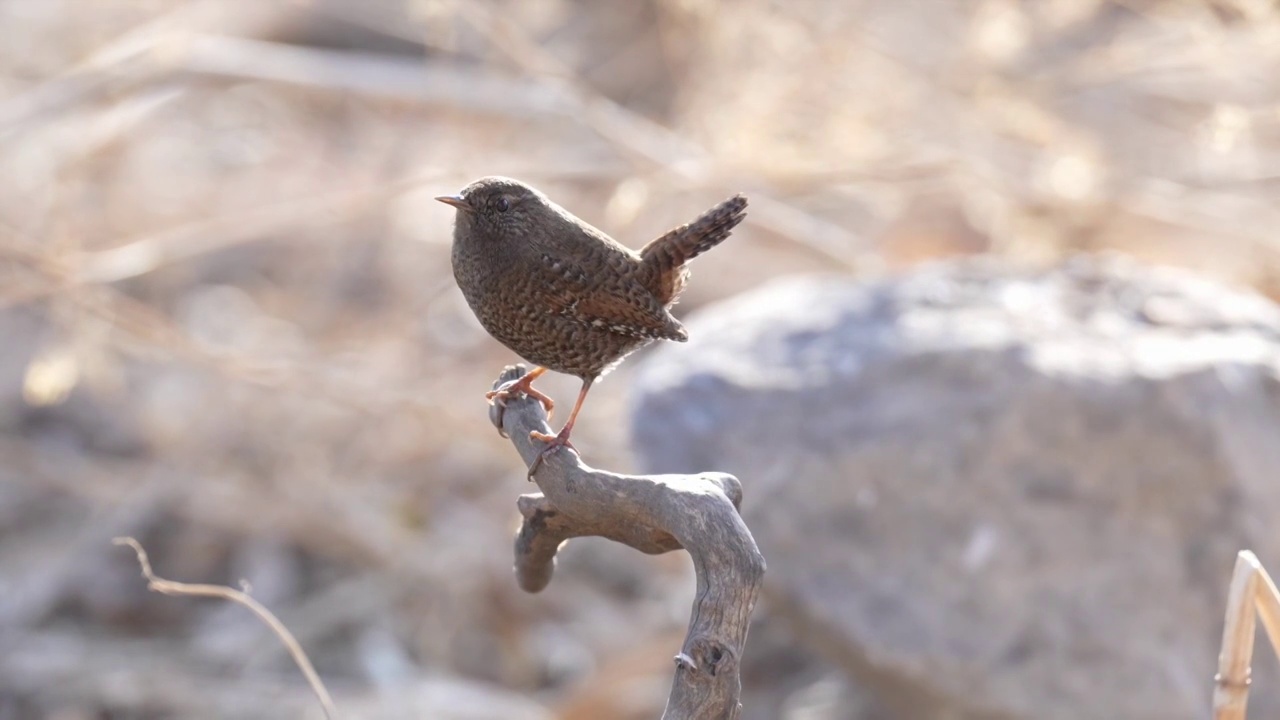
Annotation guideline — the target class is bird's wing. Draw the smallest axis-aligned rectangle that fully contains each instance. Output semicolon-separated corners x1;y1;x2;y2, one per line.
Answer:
530;229;688;342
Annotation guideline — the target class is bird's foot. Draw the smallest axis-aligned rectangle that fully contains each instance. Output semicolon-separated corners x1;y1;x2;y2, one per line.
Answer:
526;427;577;481
486;371;554;419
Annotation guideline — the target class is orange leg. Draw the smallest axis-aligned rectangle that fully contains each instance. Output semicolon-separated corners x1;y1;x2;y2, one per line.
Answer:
527;377;594;480
486;366;554;419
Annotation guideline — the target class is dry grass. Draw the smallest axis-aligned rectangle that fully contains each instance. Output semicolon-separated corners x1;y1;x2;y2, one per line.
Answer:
1;0;1278;717
1213;551;1280;720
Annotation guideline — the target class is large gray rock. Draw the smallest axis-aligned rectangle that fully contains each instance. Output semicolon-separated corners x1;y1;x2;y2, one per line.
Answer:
629;255;1280;720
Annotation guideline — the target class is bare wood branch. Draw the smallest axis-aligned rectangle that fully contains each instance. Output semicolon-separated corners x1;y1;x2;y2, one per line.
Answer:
112;537;338;720
489;364;765;720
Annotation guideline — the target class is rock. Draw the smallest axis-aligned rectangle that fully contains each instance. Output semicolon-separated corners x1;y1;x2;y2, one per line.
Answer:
629;255;1280;720
0;630;554;720
739;607;880;720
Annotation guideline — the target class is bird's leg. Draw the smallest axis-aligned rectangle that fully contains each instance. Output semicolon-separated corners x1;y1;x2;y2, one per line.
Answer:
486;366;554;419
527;377;594;481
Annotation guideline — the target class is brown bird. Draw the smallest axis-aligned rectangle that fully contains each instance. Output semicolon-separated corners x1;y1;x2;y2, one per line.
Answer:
437;177;747;477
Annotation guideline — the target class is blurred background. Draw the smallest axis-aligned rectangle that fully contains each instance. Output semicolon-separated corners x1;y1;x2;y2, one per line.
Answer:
2;0;1279;718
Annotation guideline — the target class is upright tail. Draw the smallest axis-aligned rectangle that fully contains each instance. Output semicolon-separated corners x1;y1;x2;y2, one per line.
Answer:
639;194;748;305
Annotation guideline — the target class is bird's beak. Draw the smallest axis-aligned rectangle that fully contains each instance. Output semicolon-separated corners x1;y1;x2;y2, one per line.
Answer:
435;194;473;212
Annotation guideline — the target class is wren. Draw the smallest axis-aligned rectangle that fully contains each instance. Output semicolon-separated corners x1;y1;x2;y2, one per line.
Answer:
437;177;747;478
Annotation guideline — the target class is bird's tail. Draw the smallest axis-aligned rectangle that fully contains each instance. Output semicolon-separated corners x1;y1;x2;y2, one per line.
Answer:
639;194;747;302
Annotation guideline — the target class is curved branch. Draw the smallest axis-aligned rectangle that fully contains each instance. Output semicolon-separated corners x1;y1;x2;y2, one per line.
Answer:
489;364;766;720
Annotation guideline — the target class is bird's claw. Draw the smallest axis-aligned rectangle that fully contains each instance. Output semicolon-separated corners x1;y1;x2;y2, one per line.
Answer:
485;378;555;420
485;368;555;440
487;393;510;438
526;429;576;481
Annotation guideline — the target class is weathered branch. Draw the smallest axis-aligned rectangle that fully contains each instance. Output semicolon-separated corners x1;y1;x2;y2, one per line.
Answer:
489;364;765;720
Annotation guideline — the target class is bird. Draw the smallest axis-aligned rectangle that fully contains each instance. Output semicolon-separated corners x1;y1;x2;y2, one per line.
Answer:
437;176;747;478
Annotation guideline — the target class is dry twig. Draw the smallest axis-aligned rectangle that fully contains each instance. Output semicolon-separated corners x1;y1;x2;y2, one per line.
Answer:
1213;550;1280;720
112;537;337;720
488;364;766;720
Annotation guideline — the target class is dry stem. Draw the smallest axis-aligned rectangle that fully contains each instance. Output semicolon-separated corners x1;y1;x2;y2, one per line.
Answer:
1212;550;1280;720
113;537;337;720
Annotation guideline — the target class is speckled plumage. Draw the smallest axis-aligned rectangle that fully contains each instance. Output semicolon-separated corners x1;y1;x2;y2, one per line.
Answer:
437;176;747;476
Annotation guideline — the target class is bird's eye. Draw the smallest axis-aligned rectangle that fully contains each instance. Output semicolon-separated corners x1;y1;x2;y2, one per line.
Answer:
495;197;510;212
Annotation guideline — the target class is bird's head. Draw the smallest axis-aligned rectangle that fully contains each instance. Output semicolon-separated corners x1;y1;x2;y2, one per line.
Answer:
436;176;555;243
